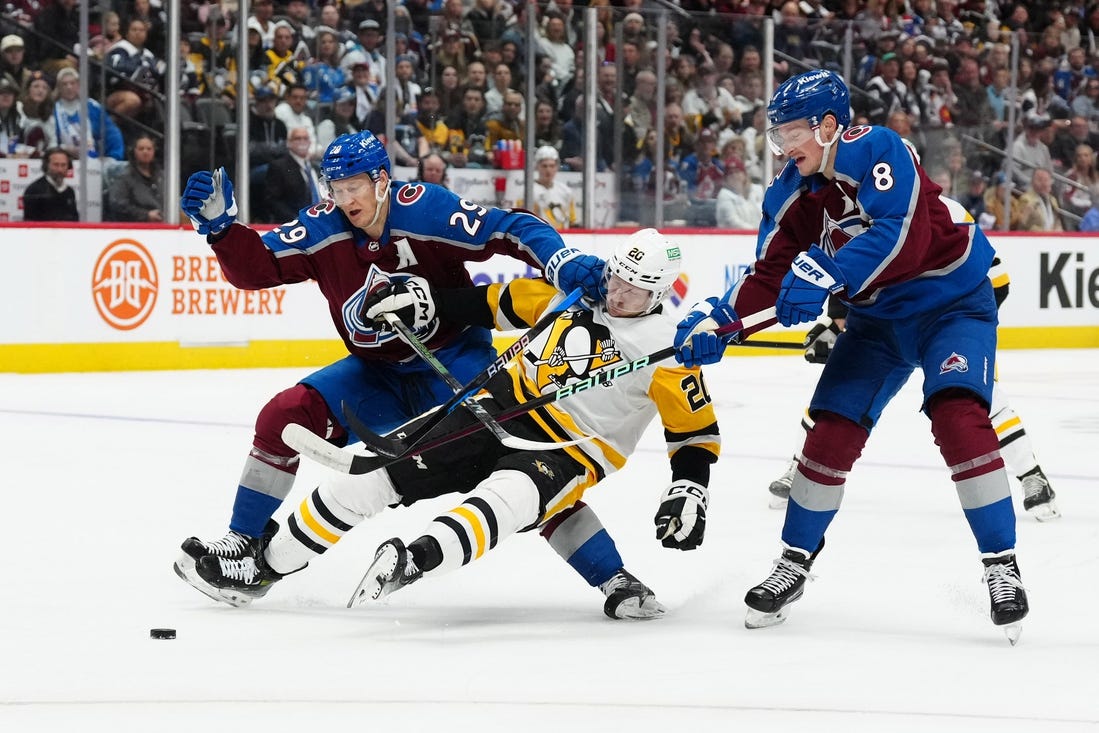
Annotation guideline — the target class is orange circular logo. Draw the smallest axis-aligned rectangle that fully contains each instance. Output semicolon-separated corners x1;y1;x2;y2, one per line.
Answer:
92;239;158;330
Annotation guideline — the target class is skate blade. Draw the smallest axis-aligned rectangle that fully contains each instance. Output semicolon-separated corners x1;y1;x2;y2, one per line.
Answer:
610;596;667;620
745;607;788;629
1027;501;1062;522
173;555;252;608
347;545;400;608
1003;622;1023;646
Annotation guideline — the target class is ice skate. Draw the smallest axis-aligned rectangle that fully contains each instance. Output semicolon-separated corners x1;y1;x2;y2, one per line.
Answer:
173;520;278;605
982;550;1028;645
599;569;666;620
194;552;285;608
768;458;796;509
744;540;823;629
1020;468;1061;522
348;538;423;607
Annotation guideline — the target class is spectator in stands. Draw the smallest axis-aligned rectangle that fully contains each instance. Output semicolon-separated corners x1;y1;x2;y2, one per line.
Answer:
444;85;490;168
465;0;510;47
678;127;724;203
344;20;387;81
302;27;348;105
387;55;423;119
105;17;165;124
261;126;323;224
46;68;124;162
0;78;26;157
886;109;924;162
414;88;449;155
1020;69;1071;120
20;71;53;157
189;12;234;98
32;0;79;76
1060;144;1099;221
627;69;658;142
951;57;995;132
432;30;471;83
248;0;278;49
526;145;578;231
1015;167;1065;231
1071;77;1099;125
865;52;921;126
1050;114;1099;169
416;152;448;188
316;88;360;152
484;62;514;119
260;23;305;97
532;98;563;151
1010;113;1055;189
275;84;318;159
734;46;764;98
682;65;741;133
279;0;318;55
662;102;694;169
485;89;524;157
23;147;77;221
715;157;763;229
0;36;31;92
249;85;289;167
101;11;123;47
538;13;575;90
348;61;379;129
959;169;989;223
981;172;1024;231
560;93;613;172
436;65;463;118
107;134;163;223
129;0;167;59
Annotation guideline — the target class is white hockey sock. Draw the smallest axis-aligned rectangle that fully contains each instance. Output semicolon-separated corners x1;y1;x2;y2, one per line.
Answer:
989;382;1039;477
265;471;400;575
420;469;540;576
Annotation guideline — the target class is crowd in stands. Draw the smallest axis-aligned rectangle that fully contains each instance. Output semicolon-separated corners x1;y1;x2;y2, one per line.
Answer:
1;0;1098;231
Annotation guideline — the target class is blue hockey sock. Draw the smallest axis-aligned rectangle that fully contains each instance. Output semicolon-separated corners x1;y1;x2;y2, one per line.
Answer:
229;486;283;537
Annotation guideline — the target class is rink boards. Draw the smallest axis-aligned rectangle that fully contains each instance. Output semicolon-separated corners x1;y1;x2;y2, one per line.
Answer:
1;225;1096;373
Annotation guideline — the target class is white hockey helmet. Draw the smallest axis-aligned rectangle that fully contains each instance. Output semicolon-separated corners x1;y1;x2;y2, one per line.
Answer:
604;228;682;315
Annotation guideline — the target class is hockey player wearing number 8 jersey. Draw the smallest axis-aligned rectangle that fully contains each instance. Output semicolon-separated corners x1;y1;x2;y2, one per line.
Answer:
673;70;1028;642
174;130;661;618
195;229;721;616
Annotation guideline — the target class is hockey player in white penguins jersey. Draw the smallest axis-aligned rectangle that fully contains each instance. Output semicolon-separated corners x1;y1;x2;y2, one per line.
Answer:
196;229;720;615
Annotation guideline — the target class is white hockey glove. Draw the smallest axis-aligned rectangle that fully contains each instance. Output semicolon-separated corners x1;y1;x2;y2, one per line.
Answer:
360;275;437;331
803;317;841;364
181;167;238;236
654;480;709;551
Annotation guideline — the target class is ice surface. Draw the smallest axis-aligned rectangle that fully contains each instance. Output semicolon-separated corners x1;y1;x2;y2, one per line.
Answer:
1;350;1096;731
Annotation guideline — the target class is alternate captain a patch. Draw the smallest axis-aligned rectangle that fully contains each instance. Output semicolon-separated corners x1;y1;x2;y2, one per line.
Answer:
940;352;969;374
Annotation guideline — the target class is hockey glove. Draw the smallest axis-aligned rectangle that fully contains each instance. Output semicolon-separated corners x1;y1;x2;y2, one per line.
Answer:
673;297;740;368
654;480;709;551
545;247;607;300
360;275;437;331
803;317;841;364
181;167;238;236
775;245;846;327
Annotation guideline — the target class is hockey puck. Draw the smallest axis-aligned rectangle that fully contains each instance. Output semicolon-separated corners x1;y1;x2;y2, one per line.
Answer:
149;628;176;640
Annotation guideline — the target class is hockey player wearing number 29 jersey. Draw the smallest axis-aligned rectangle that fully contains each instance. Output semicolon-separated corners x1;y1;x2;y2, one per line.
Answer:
174;131;662;619
675;70;1028;642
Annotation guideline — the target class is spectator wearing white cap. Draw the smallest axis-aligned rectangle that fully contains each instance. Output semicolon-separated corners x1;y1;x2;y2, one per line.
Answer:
525;145;578;231
0;35;30;92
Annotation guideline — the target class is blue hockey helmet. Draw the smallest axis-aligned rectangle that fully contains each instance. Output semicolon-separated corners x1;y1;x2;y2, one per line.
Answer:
767;70;851;129
321;130;391;182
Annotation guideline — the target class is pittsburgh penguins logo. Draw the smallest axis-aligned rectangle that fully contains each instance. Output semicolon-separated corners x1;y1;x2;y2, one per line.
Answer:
525;310;622;390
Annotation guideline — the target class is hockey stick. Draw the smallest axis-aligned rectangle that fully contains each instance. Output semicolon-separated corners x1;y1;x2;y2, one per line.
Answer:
737;338;803;350
367;308;591;454
343;287;583;458
286;307;777;474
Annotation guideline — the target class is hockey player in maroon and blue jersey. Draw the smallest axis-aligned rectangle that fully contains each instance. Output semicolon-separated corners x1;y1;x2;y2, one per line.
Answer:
174;131;665;619
674;71;1029;642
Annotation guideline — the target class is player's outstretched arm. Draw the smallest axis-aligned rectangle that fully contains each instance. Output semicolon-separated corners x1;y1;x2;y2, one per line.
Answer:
181;167;237;236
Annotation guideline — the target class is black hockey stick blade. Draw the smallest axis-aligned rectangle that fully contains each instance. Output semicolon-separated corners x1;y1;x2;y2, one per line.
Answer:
340;401;406;458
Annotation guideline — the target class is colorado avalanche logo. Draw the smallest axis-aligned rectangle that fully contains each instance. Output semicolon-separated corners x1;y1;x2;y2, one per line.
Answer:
939;352;969;374
819;185;867;256
525;311;623;390
343;264;439;347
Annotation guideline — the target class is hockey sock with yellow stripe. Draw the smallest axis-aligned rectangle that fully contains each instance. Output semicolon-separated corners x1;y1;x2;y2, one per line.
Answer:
416;469;541;575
